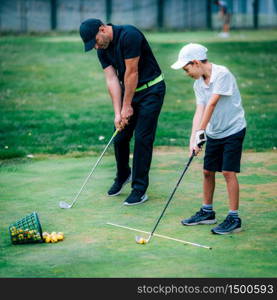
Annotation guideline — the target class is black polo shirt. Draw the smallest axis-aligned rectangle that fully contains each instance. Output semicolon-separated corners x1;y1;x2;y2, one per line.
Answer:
97;24;161;88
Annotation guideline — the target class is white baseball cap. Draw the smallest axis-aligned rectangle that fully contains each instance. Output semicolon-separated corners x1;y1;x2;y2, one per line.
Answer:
171;43;208;70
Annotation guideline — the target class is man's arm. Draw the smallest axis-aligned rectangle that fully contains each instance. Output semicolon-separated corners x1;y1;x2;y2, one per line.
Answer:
120;56;139;128
104;65;122;130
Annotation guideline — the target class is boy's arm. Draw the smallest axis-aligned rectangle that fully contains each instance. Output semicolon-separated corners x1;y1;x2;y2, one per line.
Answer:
190;104;205;156
199;94;221;130
194;94;221;154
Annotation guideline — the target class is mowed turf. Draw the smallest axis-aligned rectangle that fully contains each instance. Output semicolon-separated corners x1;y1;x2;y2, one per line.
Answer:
1;30;277;159
0;30;276;278
0;149;276;278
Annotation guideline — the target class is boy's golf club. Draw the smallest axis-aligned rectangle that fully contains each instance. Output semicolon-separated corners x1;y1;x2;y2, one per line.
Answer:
59;129;119;209
135;151;195;244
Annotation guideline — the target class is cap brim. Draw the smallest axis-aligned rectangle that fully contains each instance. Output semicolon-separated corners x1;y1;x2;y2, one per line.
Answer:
84;39;96;52
171;60;188;70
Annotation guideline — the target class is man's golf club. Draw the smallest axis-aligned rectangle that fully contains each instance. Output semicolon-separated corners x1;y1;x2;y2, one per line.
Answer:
59;129;119;209
135;151;195;244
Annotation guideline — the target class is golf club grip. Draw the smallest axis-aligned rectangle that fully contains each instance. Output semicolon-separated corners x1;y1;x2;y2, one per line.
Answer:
70;129;119;206
150;153;195;237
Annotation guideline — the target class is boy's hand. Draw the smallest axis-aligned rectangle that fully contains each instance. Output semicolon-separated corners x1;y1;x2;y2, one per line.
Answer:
189;142;201;156
195;130;207;148
190;145;201;156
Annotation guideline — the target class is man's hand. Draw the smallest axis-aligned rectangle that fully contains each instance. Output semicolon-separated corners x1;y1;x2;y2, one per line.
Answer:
121;104;133;129
195;129;207;148
114;114;123;131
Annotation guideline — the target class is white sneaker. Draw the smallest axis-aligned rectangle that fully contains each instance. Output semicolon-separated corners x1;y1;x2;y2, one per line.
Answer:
218;32;229;38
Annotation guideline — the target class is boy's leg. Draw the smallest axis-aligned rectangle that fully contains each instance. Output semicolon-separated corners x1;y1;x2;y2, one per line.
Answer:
203;169;216;205
221;128;245;211
211;128;246;234
222;171;239;211
181;137;220;226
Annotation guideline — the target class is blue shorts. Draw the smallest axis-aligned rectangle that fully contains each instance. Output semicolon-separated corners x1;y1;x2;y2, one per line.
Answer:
204;128;246;173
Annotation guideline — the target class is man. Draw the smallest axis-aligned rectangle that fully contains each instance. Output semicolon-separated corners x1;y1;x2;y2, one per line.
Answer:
214;0;231;38
171;43;246;234
79;19;166;206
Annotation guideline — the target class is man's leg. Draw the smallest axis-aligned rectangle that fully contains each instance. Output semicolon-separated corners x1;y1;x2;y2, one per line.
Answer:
124;82;165;205
113;124;134;179
107;121;136;196
132;101;162;192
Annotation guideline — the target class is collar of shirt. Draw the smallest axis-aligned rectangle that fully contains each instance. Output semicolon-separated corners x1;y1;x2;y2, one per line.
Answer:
199;63;216;89
107;23;121;48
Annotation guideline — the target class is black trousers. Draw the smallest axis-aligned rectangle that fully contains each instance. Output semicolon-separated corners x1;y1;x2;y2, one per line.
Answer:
113;80;166;193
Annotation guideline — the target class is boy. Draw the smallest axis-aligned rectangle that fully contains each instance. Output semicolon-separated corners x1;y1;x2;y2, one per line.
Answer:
171;43;246;234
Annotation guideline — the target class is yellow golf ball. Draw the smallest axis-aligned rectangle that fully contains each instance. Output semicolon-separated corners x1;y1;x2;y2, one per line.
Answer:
50;234;58;243
45;236;51;243
56;233;64;241
136;237;146;244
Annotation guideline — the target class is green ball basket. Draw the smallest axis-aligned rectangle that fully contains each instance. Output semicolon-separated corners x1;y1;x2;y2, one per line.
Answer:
9;212;43;245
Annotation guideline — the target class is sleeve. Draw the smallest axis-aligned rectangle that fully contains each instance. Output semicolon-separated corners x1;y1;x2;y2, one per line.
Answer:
212;71;234;96
97;49;111;69
122;29;143;59
193;81;206;105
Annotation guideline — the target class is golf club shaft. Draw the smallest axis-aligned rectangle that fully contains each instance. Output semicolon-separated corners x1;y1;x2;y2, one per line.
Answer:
69;129;119;208
148;152;195;241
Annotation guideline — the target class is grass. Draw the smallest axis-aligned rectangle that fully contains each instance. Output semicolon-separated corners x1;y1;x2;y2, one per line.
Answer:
0;30;277;158
0;30;276;278
0;149;276;277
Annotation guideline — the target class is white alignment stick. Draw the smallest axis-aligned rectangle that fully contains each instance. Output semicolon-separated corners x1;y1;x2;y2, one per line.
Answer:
107;222;212;249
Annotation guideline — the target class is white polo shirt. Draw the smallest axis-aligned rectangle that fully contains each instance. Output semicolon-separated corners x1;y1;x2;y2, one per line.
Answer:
193;63;246;139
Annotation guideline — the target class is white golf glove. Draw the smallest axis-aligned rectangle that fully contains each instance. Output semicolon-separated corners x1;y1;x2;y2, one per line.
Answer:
195;130;207;148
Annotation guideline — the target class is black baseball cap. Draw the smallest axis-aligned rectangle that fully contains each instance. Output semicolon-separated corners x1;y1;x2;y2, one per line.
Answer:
79;18;103;52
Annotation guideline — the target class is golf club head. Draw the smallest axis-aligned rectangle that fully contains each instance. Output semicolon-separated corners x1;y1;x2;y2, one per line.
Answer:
59;201;72;209
135;235;148;245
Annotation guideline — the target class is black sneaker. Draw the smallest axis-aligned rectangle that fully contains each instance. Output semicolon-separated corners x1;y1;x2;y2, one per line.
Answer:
181;208;217;226
107;172;131;196
211;215;242;235
123;190;148;206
